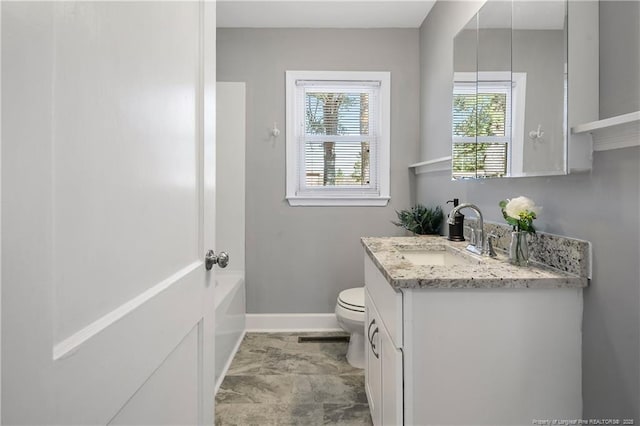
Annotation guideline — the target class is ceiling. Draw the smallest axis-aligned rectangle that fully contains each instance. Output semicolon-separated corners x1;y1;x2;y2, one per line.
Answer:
217;0;438;29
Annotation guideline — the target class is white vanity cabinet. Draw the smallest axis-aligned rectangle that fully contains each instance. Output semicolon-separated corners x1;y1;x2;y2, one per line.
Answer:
364;255;403;426
364;290;382;425
363;253;584;426
364;289;403;426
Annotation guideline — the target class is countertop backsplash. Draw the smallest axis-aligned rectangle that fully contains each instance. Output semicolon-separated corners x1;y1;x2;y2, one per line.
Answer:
464;218;592;280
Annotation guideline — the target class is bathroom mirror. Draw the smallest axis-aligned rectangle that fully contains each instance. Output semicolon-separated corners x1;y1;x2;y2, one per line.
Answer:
452;0;568;179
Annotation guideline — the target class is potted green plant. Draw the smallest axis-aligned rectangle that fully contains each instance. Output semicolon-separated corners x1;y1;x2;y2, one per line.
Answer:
392;204;443;235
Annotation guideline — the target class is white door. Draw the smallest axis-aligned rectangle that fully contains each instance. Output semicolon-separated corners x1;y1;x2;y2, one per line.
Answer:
1;1;217;424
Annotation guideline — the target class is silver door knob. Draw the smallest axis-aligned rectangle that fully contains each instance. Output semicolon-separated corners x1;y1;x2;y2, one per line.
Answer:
205;250;230;270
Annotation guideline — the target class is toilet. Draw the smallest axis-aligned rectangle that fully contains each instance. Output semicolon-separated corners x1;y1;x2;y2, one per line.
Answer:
335;287;365;368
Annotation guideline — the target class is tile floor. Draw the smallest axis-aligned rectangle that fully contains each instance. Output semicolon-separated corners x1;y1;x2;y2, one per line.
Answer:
215;332;373;426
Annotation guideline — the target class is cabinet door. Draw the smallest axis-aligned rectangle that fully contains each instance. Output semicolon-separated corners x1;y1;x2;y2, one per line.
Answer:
365;290;382;426
381;327;403;426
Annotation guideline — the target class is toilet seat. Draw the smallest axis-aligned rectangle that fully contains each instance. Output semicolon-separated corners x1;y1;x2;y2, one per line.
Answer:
337;287;364;312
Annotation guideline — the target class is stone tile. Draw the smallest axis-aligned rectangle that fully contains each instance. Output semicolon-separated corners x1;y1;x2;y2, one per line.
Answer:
216;375;297;404
281;402;326;426
283;340;352;356
225;350;263;376
237;333;296;354
215;403;324;426
215;333;372;425
241;332;349;354
303;375;368;404
260;347;348;375
289;374;316;405
260;337;362;376
322;403;373;425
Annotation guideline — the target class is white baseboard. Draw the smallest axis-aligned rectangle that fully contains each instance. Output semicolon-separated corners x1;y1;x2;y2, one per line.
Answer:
246;313;341;332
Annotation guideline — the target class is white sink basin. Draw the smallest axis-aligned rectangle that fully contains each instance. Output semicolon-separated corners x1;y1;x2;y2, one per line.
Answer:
398;248;479;266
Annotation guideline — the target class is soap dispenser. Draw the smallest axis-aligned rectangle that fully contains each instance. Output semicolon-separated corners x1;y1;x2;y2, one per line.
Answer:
446;198;465;241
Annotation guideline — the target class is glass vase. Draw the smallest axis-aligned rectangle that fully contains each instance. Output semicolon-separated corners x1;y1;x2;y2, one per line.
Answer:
509;231;530;266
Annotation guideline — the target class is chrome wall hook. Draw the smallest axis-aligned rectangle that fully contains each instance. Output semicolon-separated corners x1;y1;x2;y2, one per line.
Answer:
271;122;281;137
528;124;544;140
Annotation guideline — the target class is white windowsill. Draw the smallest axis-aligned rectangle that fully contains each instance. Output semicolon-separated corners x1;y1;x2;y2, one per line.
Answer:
286;196;390;207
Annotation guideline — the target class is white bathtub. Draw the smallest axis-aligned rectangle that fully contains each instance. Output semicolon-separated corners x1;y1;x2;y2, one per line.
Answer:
214;271;246;393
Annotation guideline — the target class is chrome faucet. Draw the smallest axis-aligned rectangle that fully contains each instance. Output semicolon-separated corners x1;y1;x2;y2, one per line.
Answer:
447;203;485;256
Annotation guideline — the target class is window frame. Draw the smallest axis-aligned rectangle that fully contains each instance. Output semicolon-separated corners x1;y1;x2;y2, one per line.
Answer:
285;70;390;207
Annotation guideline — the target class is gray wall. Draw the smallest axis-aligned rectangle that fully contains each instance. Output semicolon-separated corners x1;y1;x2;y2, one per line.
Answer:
217;29;419;314
418;0;639;419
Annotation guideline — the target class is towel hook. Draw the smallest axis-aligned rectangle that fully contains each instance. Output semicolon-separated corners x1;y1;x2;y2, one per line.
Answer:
528;124;544;140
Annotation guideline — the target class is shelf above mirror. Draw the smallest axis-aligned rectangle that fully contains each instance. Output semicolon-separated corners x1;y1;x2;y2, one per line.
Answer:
572;111;640;151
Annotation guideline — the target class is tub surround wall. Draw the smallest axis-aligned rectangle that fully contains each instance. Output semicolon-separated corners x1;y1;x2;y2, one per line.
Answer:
214;273;245;393
214;82;247;393
217;28;419;315
216;82;246;273
418;0;639;419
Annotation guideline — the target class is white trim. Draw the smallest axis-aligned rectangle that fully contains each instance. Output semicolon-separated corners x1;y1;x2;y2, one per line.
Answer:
408;156;452;175
52;261;201;360
403;289;415;426
508;170;568;178
0;1;3;415
567;0;599;172
201;4;217;424
289;70;388;84
285;71;297;203
454;71;511;83
286;196;389;207
214;330;246;395
453;72;477;83
510;72;527;175
246;313;341;332
285;70;391;207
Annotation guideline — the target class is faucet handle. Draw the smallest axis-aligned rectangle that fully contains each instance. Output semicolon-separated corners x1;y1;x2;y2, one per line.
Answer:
486;233;498;258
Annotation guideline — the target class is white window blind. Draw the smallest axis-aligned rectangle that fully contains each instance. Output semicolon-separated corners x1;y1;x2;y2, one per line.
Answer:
297;83;379;194
285;71;390;206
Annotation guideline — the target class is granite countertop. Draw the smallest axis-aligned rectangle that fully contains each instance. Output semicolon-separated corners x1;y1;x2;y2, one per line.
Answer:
361;236;588;290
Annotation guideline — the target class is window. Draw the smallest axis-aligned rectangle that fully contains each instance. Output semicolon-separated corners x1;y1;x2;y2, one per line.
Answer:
285;71;390;206
452;72;526;179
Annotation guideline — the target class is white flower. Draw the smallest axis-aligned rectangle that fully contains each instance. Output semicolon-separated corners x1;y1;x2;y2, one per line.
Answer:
505;196;539;219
